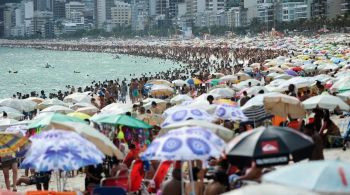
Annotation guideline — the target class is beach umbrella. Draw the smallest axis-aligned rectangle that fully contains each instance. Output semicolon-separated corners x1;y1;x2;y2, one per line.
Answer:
21;130;104;172
215;104;248;121
214;99;237;106
235;72;251;81
263;160;350;194
95;114;152;129
67;112;91;120
302;92;350;111
141;114;164;126
159;120;234;142
285;69;298;76
28;112;85;129
170;94;193;105
225;126;314;167
143;98;167;110
100;103;131;115
240;93;274;123
147;79;172;86
291;66;303;72
220;75;237;82
223;183;318;195
26;97;45;104
76;106;99;115
195;93;220;102
211;72;225;78
150;84;174;97
330;76;350;93
63;92;92;104
172;79;187;87
206;79;222;86
318;63;339;73
161;107;213;127
47;121;124;159
263;93;305;118
0;119;20;130
141;126;226;161
0;98;36;112
36;98;68;110
186;78;202;85
235;79;262;90
278;77;311;90
331;57;345;64
69;102;94;110
337;91;350;103
209;88;235;99
274;74;293;80
302;63;317;73
41;105;74;114
0;106;24;120
268;67;284;73
186;101;217;114
0;132;27;157
5;125;28;136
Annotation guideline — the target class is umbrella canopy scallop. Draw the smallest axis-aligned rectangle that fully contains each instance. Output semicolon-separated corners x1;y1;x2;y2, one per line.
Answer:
94;114;152;129
161;107;213;127
302;92;350;111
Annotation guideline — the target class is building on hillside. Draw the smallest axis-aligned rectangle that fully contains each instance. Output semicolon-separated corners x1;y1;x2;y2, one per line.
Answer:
94;0;114;29
111;1;131;27
131;0;149;31
33;11;54;38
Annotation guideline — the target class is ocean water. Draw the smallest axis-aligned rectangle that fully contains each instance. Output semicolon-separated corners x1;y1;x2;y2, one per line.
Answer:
0;47;181;98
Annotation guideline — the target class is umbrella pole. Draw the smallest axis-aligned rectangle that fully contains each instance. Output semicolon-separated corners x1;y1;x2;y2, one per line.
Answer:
56;170;60;192
181;161;185;195
189;161;196;195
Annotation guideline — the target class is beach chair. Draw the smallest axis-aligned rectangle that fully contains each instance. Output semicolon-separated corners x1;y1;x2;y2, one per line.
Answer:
128;160;145;192
100;160;145;193
91;187;126;195
147;161;173;193
100;168;129;190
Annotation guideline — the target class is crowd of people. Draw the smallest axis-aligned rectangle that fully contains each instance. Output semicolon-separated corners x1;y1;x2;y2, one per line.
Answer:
0;34;349;194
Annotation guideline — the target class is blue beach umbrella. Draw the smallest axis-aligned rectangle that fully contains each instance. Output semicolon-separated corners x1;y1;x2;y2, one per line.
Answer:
263;160;350;194
161;107;213;127
140;126;226;161
215;104;248;121
21;130;104;172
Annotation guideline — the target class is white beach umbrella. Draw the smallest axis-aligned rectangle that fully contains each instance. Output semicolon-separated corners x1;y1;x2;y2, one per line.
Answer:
170;94;193;105
302;92;350;111
172;79;187;87
0;119;20;130
263;93;305;118
147;79;172;86
76;106;99;115
209;88;235;99
37;98;68;110
100;103;131;115
223;183;318;195
70;102;94;110
0;106;24;120
64;92;92;104
274;74;293;80
278;77;311;90
220;75;237;82
41;105;74;114
0;98;37;112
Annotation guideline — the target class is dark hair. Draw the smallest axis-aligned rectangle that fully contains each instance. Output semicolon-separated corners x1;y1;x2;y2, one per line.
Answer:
213;170;229;187
191;167;200;181
172;168;182;181
125;112;131;116
243;91;247;96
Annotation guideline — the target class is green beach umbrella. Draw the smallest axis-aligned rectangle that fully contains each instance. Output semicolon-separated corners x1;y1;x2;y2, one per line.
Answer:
95;114;152;129
28;112;85;129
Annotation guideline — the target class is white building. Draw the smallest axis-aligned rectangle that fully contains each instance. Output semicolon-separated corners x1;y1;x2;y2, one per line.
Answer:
227;6;247;27
111;1;131;27
206;0;226;12
24;0;34;36
95;0;114;29
244;0;257;24
65;1;85;23
280;0;309;22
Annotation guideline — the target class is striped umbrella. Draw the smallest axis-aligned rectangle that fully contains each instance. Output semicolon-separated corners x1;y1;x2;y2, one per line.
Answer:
0;132;27;157
242;106;273;123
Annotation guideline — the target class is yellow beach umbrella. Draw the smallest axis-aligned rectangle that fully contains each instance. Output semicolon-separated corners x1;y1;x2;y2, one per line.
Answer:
0;132;27;157
67;112;91;120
